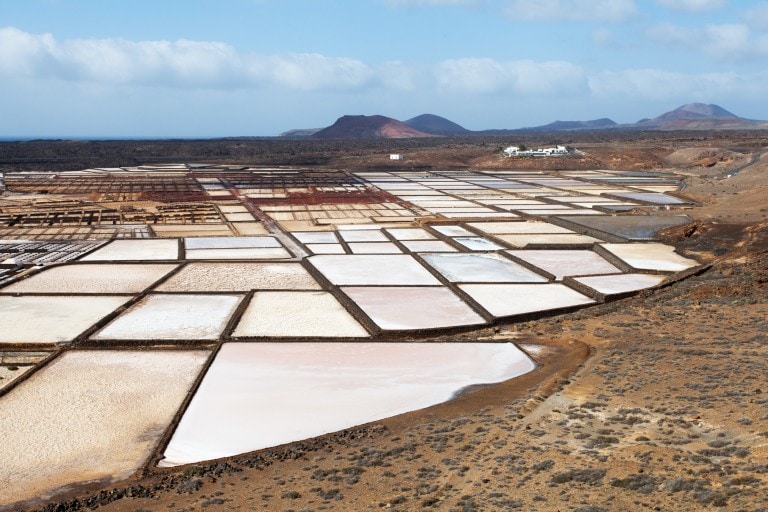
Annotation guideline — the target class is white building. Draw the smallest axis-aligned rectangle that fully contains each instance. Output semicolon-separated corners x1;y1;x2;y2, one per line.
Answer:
503;145;569;157
389;154;404;160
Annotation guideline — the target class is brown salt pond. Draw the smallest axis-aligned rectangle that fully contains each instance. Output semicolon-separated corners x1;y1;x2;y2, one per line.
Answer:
0;350;209;506
159;342;534;466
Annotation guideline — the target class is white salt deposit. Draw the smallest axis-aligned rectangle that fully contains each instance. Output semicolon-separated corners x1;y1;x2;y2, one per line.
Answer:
2;263;177;294
156;262;320;292
599;243;699;272
81;239;179;261
341;287;485;330
308;255;441;286
160;342;533;466
421;253;547;283
0;350;209;506
185;247;292;260
232;291;369;337
507;250;622;281
459;283;595;318
573;273;666;296
400;240;458;253
467;221;574;235
93;294;243;340
0;296;130;344
348;242;402;254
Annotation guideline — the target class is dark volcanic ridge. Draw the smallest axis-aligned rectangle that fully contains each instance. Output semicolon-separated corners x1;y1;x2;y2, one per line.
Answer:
403;114;470;135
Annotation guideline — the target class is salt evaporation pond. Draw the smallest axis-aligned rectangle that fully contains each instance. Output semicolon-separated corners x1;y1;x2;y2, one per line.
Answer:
0;350;209;506
160;342;535;466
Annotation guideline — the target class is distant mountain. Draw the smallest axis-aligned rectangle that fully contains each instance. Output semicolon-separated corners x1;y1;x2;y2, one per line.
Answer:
280;128;322;138
632;103;765;130
521;118;617;132
311;115;435;139
403;114;469;135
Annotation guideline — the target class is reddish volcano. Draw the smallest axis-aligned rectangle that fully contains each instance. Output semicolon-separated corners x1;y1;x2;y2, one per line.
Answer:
311;115;436;139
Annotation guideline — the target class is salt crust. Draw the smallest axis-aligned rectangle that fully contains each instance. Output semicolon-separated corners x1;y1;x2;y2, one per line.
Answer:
160;343;533;466
0;350;209;505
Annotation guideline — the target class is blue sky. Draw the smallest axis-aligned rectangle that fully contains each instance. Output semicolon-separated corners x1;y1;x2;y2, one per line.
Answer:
1;0;768;137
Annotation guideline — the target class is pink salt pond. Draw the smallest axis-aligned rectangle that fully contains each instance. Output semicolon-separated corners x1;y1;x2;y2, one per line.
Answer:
159;342;535;466
341;286;485;330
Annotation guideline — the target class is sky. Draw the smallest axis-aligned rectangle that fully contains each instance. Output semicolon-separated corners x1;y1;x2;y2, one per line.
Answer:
1;0;768;138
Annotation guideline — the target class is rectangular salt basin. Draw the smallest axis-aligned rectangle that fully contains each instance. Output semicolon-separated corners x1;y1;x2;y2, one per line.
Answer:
232;222;269;236
401;240;458;253
599;243;699;272
459;283;595;318
186;247;292;260
468;221;573;235
385;228;435;240
421;253;547;283
308;255;441;286
232;291;368;338
306;243;346;254
555;215;693;241
92;294;243;341
156;262;320;292
573;273;666;297
494;234;602;248
292;231;339;244
507;250;622;281
160;342;532;466
432;225;475;237
0;350;209;506
348;242;402;254
342;286;485;330
1;263;177;294
81;239;179;261
453;237;504;251
0;296;130;344
339;230;388;242
185;236;281;249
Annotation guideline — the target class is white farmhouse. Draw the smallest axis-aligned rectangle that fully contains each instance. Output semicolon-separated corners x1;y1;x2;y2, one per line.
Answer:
503;145;569;157
389;154;404;161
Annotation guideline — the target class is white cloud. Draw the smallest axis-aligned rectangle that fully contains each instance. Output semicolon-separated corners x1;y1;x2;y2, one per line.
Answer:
434;58;586;94
647;22;768;60
588;68;763;102
503;0;637;22
0;27;374;92
742;2;768;30
655;0;725;11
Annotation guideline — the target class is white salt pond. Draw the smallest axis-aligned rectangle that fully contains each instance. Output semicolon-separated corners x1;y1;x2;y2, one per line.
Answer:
507;250;622;281
422;253;547;283
93;294;243;341
600;243;699;272
0;350;209;505
573;273;667;297
156;262;320;292
232;291;369;338
159;342;534;466
342;286;485;330
0;296;130;344
81;239;179;261
459;283;595;318
2;263;177;294
308;255;441;286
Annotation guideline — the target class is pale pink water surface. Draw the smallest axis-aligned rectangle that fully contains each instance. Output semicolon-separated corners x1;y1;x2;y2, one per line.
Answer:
160;342;535;466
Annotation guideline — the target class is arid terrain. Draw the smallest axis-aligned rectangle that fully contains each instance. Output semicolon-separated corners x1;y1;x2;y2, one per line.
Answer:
1;132;766;512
